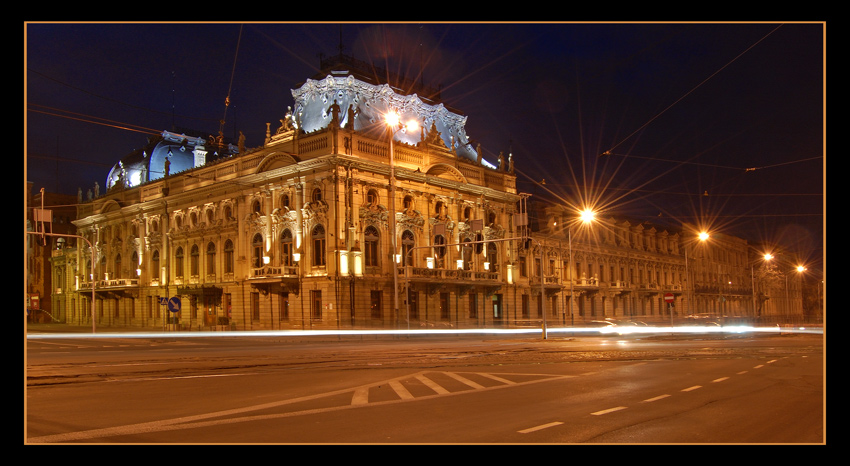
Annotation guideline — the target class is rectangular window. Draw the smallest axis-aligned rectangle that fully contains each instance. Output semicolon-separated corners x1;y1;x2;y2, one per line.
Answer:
491;294;502;319
522;294;530;318
408;289;419;319
313;238;326;266
520;256;528;277
469;293;478;319
371;290;382;319
440;292;450;320
279;292;289;321
311;290;322;320
251;292;260;320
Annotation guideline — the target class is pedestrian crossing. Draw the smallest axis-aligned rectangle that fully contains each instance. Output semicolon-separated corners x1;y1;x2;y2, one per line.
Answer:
346;370;570;406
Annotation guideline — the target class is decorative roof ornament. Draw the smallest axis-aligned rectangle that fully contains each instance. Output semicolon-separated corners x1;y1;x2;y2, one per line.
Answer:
290;73;480;163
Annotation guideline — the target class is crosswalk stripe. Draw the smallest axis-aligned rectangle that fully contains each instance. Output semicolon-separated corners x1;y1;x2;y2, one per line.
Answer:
389;380;415;400
415;374;451;395
476;372;516;385
351;387;369;405
445;372;486;389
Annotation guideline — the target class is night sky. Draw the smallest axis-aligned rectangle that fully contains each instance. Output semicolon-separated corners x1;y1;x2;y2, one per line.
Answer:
25;22;824;271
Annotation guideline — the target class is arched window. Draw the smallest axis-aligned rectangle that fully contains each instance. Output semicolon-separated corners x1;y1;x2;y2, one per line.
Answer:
175;247;184;278
114;253;122;279
403;195;414;212
401;230;415;266
487;242;498;271
151;249;160;278
206;242;216;275
190;244;200;276
475;232;484;254
224;240;234;274
252;234;263;268
252;199;262;214
462;238;473;270
364;226;379;268
367;189;379;207
131;251;139;275
280;229;293;266
311;188;322;203
281;193;290;210
434;234;446;268
312;225;326;267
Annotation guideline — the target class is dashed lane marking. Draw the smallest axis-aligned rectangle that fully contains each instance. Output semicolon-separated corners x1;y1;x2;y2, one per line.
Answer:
591;406;628;416
518;421;563;434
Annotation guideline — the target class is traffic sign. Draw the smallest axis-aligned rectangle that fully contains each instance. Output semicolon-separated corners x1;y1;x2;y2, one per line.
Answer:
167;297;181;313
664;293;674;303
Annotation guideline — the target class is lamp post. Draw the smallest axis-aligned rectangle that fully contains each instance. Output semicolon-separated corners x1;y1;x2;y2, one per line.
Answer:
554;208;596;329
385;111;418;329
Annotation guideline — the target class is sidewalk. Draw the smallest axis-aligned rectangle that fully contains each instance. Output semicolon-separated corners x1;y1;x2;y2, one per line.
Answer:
26;323;159;334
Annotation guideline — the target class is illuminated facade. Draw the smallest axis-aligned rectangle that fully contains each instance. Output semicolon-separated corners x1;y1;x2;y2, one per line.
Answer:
46;56;805;330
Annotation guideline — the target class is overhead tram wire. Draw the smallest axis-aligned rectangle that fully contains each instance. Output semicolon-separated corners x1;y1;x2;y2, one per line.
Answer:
218;24;243;139
27;103;162;137
598;24;784;159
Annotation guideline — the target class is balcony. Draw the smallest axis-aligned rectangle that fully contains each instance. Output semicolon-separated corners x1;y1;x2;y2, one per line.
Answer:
250;265;299;279
79;278;139;290
404;266;500;284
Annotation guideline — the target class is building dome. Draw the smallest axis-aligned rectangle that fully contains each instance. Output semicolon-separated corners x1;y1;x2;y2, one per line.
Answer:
105;131;238;190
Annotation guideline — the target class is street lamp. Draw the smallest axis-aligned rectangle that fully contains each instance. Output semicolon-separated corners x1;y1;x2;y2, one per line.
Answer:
684;231;709;318
557;208;597;328
385;110;419;329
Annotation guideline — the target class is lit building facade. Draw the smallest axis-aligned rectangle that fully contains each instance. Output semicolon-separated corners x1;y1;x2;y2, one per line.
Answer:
45;56;805;330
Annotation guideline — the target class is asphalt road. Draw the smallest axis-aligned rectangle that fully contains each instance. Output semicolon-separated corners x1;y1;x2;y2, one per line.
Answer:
25;330;824;444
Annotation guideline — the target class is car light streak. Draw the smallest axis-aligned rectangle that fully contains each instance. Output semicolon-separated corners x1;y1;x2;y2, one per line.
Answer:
25;325;821;340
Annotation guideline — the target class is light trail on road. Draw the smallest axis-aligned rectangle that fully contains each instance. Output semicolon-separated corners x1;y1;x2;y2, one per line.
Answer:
25;325;822;340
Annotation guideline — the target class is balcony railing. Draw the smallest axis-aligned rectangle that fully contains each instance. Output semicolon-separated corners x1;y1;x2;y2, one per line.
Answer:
79;278;139;290
250;265;299;278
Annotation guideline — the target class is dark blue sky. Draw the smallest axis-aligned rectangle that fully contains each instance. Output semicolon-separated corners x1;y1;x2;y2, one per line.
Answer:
25;22;824;270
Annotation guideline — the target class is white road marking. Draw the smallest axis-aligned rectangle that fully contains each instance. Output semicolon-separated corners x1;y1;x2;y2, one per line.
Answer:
518;421;563;434
476;372;516;385
351;387;369;405
642;394;671;403
445;372;486;389
712;377;729;383
389;380;414;400
591;406;627;416
681;385;702;392
415;374;450;395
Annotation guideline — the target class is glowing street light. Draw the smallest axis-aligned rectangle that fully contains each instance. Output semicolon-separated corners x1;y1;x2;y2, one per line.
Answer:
580;209;596;224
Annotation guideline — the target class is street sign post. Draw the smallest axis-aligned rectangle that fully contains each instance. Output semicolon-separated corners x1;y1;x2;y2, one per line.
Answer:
664;293;675;326
167;297;181;313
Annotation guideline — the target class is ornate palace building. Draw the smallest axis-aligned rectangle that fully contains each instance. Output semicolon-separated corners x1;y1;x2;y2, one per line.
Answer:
44;55;804;330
